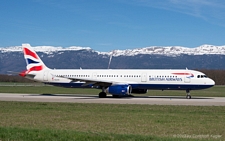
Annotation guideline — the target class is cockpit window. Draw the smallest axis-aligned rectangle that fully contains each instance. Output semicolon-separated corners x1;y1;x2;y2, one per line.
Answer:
197;75;208;78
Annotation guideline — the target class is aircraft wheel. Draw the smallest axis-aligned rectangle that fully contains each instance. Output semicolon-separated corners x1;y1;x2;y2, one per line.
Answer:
99;92;106;98
186;89;191;99
186;95;191;99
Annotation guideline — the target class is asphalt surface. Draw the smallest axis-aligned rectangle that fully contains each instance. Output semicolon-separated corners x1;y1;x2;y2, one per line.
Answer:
0;93;225;106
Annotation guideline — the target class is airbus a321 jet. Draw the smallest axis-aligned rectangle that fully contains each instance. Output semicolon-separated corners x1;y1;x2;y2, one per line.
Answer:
19;44;215;99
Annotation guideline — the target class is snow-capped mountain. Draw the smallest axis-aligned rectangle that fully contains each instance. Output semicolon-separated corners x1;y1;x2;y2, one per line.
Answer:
1;44;225;74
0;45;92;54
1;44;225;56
104;45;225;56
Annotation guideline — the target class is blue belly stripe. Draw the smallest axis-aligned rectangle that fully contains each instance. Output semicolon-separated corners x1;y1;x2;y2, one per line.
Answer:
45;82;214;90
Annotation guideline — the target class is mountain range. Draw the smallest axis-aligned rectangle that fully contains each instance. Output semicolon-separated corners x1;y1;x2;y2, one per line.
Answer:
0;44;225;74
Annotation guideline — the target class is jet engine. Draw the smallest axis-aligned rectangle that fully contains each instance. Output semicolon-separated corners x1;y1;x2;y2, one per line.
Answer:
106;84;132;96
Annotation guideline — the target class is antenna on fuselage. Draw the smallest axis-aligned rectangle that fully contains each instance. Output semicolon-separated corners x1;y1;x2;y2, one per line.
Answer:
108;50;114;69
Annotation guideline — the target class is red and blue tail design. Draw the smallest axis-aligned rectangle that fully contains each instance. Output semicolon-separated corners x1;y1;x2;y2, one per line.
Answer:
20;44;49;76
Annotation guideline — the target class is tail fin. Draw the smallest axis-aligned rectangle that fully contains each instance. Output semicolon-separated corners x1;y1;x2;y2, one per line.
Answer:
22;44;49;73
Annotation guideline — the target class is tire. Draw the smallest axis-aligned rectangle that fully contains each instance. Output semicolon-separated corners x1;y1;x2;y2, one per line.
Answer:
186;95;191;99
99;92;106;98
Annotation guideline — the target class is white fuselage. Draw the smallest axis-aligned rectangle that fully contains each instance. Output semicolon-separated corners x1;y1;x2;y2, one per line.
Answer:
30;69;215;90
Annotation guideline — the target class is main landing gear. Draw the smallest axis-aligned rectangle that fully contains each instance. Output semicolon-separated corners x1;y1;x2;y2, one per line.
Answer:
99;87;107;98
186;89;191;99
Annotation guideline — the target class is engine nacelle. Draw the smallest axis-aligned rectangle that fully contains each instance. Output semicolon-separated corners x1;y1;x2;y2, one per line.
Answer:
106;84;132;96
131;89;148;94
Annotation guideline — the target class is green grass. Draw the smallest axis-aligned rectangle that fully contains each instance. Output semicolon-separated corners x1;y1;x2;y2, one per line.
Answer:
0;102;224;140
0;83;224;97
0;127;212;141
0;82;45;86
144;85;225;97
1;127;202;141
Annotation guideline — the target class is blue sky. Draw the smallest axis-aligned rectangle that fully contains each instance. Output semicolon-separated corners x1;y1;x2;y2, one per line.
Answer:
0;0;225;51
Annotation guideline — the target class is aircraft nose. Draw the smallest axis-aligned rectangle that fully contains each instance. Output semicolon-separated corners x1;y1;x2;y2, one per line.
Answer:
210;79;215;86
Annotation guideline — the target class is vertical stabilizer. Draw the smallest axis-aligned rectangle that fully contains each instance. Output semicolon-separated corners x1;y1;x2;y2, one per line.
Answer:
22;44;49;73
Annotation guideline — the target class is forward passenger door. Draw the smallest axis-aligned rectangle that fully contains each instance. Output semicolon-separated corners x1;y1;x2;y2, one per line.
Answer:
141;73;147;82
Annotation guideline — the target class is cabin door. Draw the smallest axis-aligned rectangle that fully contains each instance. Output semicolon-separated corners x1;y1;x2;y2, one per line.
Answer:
141;73;147;82
43;71;48;81
184;77;191;83
92;72;97;79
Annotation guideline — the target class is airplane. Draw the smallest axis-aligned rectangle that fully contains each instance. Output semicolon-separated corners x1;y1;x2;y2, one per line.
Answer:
19;44;215;99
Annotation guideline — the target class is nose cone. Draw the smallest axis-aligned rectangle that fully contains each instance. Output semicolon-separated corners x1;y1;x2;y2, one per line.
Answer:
209;78;215;86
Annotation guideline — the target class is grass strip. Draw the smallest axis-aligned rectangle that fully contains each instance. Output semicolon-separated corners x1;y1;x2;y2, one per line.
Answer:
0;126;213;141
0;101;224;140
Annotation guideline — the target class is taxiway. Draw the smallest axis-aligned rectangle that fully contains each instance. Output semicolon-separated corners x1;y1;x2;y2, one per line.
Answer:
0;93;225;106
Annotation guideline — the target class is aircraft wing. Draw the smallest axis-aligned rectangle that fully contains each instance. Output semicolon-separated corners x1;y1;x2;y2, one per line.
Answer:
55;75;136;88
56;75;115;87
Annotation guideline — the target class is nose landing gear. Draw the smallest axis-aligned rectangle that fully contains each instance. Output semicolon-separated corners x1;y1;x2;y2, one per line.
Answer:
186;89;191;99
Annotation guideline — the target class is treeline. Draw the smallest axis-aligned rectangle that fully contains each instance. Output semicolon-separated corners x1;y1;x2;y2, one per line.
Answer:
0;74;35;83
198;70;225;85
0;69;225;85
